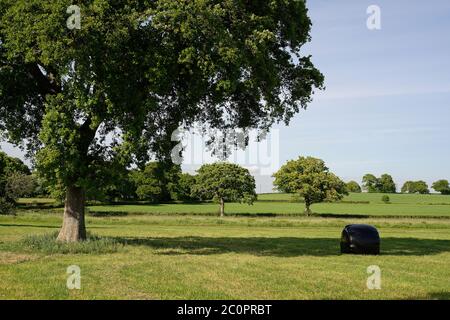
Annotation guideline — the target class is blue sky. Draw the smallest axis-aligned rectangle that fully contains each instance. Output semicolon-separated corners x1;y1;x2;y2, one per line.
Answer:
2;0;450;192
270;0;450;191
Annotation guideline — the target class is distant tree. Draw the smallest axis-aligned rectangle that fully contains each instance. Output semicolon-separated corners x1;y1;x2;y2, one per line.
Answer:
401;181;415;194
30;172;50;198
378;174;396;193
402;181;430;194
131;162;181;203
0;198;14;215
0;152;30;177
414;181;430;194
432;180;450;195
5;172;37;200
273;157;348;215
0;152;32;214
346;181;362;193
192;163;256;217
94;166;137;202
173;173;197;202
381;195;390;204
104;172;137;202
362;174;379;193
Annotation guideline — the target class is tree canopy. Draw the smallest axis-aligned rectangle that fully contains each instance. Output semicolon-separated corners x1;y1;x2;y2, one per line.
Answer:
0;0;323;241
0;151;31;214
362;173;396;193
131;161;180;203
346;180;362;193
192;162;256;216
273;156;347;215
401;180;430;194
362;174;379;193
432;180;450;195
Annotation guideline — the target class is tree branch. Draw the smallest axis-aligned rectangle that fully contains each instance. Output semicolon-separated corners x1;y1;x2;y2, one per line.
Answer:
26;63;61;95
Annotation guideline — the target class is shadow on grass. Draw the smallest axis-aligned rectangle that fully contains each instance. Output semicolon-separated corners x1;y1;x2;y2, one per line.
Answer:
428;292;450;300
407;292;450;300
112;236;450;257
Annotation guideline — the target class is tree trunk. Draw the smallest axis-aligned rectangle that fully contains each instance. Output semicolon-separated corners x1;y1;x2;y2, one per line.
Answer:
57;186;87;242
219;198;225;217
304;202;312;216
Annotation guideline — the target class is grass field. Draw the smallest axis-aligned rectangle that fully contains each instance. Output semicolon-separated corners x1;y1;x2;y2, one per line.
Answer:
1;192;449;299
86;192;450;218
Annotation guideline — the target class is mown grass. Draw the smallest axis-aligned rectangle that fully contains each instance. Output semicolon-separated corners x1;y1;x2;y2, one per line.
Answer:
17;193;450;218
259;192;450;205
88;199;450;218
0;211;449;300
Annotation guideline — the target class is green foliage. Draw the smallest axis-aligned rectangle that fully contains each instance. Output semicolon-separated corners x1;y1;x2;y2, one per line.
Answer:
381;195;390;204
402;181;430;194
30;172;51;198
378;174;396;193
432;180;450;195
0;151;32;214
192;162;257;206
362;174;379;193
172;173;198;202
0;0;323;197
0;197;14;215
362;173;396;193
131;162;181;203
273;157;348;214
401;181;414;193
346;181;362;193
5;172;37;199
0;151;30;176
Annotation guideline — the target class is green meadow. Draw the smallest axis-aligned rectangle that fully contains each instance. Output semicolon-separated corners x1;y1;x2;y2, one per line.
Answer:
87;192;450;218
1;192;450;299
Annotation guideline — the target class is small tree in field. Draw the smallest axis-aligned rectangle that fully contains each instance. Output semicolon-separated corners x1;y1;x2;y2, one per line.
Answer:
192;163;256;217
362;174;379;193
378;174;397;193
402;180;429;194
273;157;348;215
413;181;430;194
346;181;362;193
401;181;415;193
432;180;450;195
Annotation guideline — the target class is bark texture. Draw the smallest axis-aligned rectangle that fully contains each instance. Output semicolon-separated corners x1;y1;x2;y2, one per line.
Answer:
304;202;312;216
219;198;225;217
57;186;87;242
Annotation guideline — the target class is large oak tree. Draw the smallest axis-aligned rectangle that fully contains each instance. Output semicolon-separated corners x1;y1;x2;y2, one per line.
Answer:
0;0;323;241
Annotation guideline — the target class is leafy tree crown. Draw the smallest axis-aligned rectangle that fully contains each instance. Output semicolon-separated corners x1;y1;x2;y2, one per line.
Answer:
192;162;256;204
0;0;324;191
273;156;348;206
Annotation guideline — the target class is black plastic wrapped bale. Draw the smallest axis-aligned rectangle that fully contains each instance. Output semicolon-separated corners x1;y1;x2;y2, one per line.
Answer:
340;224;380;255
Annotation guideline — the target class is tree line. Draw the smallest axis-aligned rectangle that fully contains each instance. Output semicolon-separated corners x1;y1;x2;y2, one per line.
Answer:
0;152;257;217
345;174;450;195
2;151;450;218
